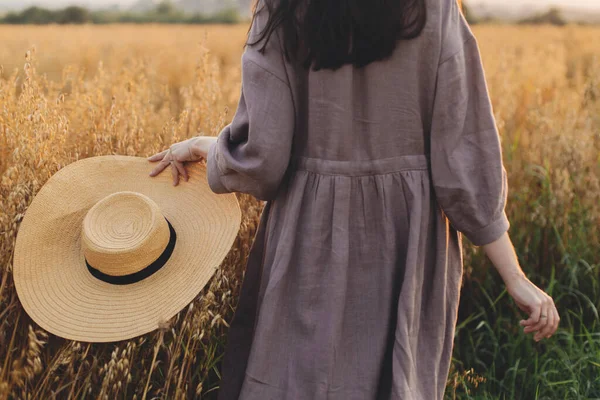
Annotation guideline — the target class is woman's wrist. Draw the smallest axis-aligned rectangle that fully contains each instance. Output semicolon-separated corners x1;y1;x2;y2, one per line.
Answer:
191;136;217;159
481;232;526;287
501;268;527;287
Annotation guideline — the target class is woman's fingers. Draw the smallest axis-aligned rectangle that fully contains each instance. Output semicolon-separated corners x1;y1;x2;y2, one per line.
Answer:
171;161;180;186
171;161;188;186
543;302;556;339
521;298;542;328
149;157;170;177
149;142;194;183
148;149;169;162
525;305;546;334
535;302;553;341
527;299;551;341
173;161;189;183
546;300;560;338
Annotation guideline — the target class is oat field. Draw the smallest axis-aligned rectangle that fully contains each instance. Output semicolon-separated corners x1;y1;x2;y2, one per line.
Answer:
1;23;599;399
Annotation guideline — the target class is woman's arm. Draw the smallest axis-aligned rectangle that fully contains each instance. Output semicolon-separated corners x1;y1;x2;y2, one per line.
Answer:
481;231;525;283
430;0;559;341
201;4;295;201
482;231;560;341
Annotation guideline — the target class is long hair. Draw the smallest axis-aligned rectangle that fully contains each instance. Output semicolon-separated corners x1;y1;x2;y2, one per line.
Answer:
246;0;428;71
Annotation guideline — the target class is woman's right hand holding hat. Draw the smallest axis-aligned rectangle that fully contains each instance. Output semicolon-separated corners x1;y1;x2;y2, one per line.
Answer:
147;136;217;186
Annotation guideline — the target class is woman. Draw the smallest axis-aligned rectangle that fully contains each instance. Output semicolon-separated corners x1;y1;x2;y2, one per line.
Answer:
148;0;560;398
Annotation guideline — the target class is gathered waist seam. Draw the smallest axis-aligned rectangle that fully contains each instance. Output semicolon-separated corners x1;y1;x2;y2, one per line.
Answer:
288;154;430;177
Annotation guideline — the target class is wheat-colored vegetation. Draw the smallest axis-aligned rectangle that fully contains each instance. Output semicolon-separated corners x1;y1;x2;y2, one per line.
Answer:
0;23;599;399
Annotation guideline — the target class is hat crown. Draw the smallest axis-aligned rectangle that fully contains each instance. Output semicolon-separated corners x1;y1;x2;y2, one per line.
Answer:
82;191;170;277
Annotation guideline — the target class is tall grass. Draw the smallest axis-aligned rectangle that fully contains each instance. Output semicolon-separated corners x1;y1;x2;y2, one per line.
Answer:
0;23;598;399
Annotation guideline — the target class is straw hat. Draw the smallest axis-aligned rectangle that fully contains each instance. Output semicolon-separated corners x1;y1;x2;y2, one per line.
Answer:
13;155;241;343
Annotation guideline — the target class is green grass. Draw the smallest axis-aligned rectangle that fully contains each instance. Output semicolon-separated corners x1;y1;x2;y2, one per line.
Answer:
445;161;600;399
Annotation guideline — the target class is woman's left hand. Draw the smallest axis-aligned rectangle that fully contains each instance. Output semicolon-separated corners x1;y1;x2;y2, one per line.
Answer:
148;136;217;186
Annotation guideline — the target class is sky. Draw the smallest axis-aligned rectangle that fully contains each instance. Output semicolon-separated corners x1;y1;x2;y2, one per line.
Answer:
7;0;600;8
470;0;599;8
3;0;599;11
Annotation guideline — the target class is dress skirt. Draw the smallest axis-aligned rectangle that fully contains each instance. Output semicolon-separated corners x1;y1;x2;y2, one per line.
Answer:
216;155;464;400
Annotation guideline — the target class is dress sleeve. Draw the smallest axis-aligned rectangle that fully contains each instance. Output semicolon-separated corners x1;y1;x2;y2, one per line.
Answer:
430;0;510;246
206;4;295;201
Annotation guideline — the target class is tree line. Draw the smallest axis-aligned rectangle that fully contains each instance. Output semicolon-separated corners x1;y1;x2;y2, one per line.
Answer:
0;1;581;26
463;3;576;26
0;3;243;25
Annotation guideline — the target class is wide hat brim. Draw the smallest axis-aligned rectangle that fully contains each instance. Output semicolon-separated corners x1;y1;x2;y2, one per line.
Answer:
13;155;241;343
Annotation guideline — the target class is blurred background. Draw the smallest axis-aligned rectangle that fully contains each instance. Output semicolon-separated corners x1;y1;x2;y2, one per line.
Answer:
0;1;599;399
1;0;600;24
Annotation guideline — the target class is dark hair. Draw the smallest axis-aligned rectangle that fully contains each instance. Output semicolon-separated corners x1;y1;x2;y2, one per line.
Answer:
246;0;427;71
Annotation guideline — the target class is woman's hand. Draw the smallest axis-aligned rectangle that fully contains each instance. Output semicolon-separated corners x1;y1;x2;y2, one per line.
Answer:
482;233;559;342
505;273;560;342
148;136;217;186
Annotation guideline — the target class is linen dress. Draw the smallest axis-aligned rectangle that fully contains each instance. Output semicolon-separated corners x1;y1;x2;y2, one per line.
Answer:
206;0;510;398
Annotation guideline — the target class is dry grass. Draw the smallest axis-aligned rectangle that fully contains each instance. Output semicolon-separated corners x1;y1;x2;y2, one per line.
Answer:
0;23;598;399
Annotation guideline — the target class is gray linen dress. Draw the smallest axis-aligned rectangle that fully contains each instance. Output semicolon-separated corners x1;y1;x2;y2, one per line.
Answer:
206;0;510;398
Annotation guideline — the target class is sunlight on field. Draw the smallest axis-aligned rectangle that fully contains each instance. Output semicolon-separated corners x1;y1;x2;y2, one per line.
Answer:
0;23;599;399
0;24;249;109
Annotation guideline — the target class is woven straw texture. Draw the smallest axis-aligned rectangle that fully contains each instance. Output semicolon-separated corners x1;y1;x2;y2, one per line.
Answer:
13;155;241;343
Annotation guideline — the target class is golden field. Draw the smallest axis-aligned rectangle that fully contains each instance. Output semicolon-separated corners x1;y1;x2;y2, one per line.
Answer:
0;23;599;399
